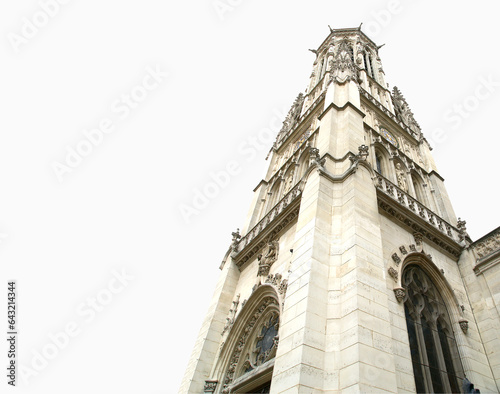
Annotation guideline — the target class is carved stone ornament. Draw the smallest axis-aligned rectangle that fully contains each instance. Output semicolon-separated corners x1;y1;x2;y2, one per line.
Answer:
388;267;398;282
399;245;408;255
308;147;325;168
231;228;241;255
257;240;280;277
222;297;279;392
395;163;408;192
222;294;240;336
391;86;421;135
392;253;401;265
474;230;500;259
204;380;218;393
413;232;423;246
394;287;406;303
329;38;359;84
459;319;469;334
276;93;304;142
265;273;288;297
350;144;370;165
457;217;469;242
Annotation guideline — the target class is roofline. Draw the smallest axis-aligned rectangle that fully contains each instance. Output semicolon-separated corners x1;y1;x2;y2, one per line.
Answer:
471;225;500;246
315;26;380;53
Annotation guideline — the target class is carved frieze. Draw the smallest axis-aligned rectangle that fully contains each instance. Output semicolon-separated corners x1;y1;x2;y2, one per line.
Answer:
473;228;500;260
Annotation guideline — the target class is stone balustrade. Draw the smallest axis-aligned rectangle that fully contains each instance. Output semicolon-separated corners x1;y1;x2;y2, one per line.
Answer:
375;174;462;245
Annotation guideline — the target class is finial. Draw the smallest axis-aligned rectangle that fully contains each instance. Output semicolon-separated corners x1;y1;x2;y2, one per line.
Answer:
308;49;318;55
328;25;334;33
358;22;363;31
377;43;386;50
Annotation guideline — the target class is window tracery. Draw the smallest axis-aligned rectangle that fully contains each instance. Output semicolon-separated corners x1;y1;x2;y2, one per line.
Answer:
220;291;280;394
403;265;464;393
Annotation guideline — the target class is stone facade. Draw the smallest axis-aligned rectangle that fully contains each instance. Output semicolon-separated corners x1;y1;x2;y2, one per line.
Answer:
179;27;500;393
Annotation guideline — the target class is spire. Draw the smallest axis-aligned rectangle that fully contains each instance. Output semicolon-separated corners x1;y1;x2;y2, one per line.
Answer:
391;86;422;137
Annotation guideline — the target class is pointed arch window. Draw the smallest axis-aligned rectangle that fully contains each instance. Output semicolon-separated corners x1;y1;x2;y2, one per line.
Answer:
218;289;282;394
364;51;375;80
403;265;464;393
320;56;327;80
411;172;427;205
374;148;388;176
375;153;383;174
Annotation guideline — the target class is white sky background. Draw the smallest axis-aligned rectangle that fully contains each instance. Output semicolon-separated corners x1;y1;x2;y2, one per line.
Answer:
0;1;499;393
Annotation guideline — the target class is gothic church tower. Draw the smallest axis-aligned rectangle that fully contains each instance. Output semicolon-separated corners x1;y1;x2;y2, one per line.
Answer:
180;27;500;393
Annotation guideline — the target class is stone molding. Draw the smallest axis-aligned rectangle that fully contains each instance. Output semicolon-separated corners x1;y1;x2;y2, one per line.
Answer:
375;174;463;259
388;251;465;321
275;91;326;151
232;184;302;268
473;248;500;276
360;87;420;141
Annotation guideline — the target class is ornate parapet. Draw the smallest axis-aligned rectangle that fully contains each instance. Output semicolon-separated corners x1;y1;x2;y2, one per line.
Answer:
375;174;463;259
472;226;500;275
233;184;302;268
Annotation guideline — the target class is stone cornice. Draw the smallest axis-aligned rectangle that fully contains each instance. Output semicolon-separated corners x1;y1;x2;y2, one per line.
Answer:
375;174;463;260
471;225;500;246
319;101;366;121
429;170;445;182
473;249;500;275
252;179;268;193
471;226;500;273
314;27;379;56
